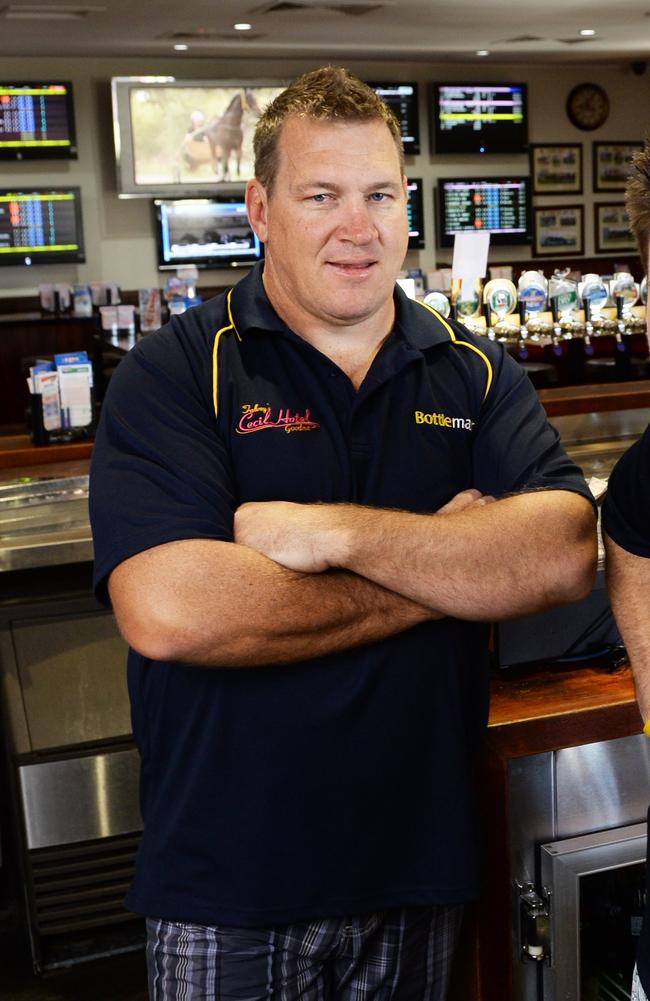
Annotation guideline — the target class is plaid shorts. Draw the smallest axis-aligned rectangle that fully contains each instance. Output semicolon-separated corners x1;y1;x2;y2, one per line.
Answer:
146;904;463;1001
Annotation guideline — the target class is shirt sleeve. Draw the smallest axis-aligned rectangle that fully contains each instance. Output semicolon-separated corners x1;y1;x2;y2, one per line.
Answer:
89;322;236;605
471;346;595;506
602;423;650;557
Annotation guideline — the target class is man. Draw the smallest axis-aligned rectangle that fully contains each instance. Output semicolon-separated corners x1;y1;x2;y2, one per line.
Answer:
90;66;596;1000
603;135;650;1001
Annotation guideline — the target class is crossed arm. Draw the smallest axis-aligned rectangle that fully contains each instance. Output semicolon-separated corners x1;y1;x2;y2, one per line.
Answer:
604;532;650;723
108;487;597;667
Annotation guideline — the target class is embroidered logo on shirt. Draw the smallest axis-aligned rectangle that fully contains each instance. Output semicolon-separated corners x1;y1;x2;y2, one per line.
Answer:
415;410;475;431
236;403;320;435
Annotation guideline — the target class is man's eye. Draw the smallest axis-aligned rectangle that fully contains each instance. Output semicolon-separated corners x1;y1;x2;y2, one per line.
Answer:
369;192;389;202
311;193;329;203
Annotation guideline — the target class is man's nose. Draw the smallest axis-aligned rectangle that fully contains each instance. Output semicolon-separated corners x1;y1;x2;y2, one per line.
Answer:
338;203;378;244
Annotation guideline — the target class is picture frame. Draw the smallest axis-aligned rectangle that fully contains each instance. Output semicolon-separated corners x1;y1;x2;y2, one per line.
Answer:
594;202;636;253
593;141;642;192
530;143;583;195
533;204;584;256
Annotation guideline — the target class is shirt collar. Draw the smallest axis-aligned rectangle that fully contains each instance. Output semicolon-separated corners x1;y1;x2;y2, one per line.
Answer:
229;263;293;336
229;262;454;350
392;283;455;350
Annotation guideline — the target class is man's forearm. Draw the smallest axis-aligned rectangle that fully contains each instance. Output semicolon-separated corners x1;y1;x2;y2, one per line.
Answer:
236;490;597;621
605;532;650;723
108;538;436;667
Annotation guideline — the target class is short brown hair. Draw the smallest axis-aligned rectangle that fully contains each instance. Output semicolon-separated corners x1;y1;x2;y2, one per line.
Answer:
253;66;405;193
625;136;650;273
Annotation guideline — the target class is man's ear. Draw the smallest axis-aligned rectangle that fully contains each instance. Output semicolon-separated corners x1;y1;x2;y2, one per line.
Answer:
246;179;269;244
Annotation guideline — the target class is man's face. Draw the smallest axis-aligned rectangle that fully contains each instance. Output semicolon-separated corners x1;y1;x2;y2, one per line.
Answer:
246;115;409;336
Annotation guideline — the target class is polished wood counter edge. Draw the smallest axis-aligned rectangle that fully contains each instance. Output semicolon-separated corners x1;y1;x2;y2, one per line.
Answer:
0;434;92;471
538;379;650;417
0;311;96;325
488;660;642;757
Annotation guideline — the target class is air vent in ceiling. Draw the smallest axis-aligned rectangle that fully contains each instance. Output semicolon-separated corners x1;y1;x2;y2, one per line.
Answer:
165;29;268;41
500;34;545;43
0;2;104;18
251;0;391;13
554;36;594;44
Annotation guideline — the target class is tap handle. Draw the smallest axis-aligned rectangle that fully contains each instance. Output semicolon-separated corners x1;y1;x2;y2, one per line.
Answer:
550;297;559;323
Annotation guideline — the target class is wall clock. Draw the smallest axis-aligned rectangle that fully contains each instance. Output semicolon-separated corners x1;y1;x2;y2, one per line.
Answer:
566;83;610;131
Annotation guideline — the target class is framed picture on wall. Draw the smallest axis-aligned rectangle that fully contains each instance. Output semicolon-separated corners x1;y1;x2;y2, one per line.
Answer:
533;204;584;256
530;144;583;194
593;141;642;192
594;202;636;253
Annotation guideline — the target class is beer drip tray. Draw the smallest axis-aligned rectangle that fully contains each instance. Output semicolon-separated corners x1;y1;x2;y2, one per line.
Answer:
0;475;91;571
565;437;639;483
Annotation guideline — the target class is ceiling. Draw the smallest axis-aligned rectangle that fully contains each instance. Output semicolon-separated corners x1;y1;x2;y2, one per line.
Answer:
2;0;650;63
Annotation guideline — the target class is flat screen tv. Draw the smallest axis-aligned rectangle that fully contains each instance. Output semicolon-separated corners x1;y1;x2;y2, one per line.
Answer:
0;82;77;160
112;77;286;198
432;83;528;154
406;177;425;249
0;188;85;266
154;197;263;270
368;82;420;154
436;177;531;247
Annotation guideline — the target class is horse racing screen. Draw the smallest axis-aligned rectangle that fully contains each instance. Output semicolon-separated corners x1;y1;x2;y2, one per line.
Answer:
154;197;263;270
111;77;286;198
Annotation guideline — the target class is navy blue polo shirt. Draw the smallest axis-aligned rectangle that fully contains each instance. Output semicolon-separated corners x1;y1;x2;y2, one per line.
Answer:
90;263;592;927
602;423;650;558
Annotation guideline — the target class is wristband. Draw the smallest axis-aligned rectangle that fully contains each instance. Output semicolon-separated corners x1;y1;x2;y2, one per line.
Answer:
643;719;650;738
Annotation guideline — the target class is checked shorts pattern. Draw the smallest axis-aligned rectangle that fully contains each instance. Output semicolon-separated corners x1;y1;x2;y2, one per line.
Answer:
146;904;463;1001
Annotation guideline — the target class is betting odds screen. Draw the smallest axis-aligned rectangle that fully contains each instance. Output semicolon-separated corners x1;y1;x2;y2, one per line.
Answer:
369;83;420;154
432;83;527;154
0;83;77;159
406;178;425;249
438;177;530;247
0;189;85;264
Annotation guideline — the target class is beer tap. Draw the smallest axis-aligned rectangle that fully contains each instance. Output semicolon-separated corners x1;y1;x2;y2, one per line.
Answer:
517;300;529;360
582;298;594;356
615;295;626;350
550;296;562;344
483;300;495;340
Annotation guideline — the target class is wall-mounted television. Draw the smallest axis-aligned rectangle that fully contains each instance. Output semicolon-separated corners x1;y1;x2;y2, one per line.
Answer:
0;188;85;266
436;177;531;248
154;196;263;270
406;177;425;249
432;83;528;154
0;82;77;160
111;77;286;198
368;82;420;154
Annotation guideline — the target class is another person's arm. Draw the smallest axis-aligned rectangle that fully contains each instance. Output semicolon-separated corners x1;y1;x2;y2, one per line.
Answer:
603;424;650;723
604;533;650;722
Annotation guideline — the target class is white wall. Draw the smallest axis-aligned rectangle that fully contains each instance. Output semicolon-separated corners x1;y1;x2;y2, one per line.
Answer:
1;54;650;296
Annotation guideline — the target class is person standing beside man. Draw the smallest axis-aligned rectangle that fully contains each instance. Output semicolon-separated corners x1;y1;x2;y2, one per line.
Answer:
604;135;650;1001
90;66;597;1000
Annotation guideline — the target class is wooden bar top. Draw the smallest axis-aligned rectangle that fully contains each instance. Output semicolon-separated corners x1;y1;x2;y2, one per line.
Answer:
488;660;641;757
538;379;650;417
0;434;92;472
